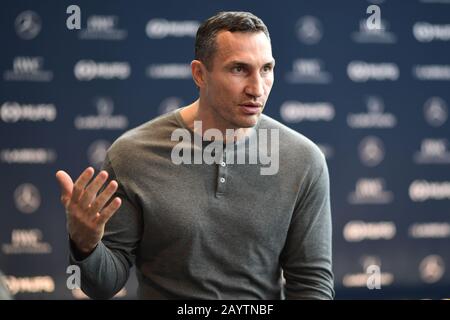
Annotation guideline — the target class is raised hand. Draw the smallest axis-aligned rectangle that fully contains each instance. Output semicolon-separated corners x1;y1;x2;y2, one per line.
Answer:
56;167;122;255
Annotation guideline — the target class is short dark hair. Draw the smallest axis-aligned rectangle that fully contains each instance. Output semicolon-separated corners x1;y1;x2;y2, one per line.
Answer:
195;11;271;70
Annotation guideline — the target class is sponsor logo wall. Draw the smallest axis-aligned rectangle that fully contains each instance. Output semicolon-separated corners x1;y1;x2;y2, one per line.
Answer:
0;0;449;299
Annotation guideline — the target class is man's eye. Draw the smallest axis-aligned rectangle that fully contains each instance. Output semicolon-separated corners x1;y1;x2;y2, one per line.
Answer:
263;66;273;73
232;66;244;73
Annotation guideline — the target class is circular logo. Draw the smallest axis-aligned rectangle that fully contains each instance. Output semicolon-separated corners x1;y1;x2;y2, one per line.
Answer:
358;136;385;167
87;140;111;169
74;60;96;81
366;96;384;113
419;255;445;284
296;16;323;45
424;97;448;127
14;183;41;214
95;97;114;116
360;255;381;270
158;97;184;115
15;11;41;40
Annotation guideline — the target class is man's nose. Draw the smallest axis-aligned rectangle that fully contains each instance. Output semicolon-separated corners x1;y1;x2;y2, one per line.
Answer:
245;74;264;98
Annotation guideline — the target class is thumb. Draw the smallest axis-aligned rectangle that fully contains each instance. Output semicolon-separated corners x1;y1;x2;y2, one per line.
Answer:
55;170;74;207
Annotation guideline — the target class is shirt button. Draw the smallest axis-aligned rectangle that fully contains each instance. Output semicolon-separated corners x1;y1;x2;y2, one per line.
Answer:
221;162;226;167
220;177;226;183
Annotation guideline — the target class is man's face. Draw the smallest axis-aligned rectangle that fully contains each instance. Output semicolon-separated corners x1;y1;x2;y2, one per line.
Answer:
200;31;275;129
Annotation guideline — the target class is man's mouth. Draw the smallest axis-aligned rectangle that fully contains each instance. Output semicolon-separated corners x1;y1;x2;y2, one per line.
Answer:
239;103;262;115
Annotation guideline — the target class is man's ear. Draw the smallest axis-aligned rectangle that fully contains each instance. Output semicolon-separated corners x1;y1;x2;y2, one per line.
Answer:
191;60;206;89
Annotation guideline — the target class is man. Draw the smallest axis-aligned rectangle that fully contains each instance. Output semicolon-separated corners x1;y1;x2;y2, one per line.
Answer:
56;11;334;299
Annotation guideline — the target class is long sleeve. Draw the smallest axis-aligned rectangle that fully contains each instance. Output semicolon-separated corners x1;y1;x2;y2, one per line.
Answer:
69;155;143;299
279;154;334;299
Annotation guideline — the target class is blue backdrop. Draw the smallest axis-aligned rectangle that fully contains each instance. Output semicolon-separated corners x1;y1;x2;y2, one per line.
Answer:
1;0;449;299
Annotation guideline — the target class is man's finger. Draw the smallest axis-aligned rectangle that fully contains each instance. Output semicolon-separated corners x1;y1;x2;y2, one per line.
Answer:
71;167;95;204
55;170;74;207
96;197;122;225
79;170;109;209
89;180;118;215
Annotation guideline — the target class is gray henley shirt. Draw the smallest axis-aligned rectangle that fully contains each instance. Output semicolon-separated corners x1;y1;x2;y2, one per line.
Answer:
69;108;334;300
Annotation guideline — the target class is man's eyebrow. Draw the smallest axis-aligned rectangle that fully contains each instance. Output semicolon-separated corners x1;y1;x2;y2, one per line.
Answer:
226;61;250;67
226;59;276;67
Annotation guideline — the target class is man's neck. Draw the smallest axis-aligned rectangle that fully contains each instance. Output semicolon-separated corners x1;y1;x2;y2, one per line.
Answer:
179;99;253;143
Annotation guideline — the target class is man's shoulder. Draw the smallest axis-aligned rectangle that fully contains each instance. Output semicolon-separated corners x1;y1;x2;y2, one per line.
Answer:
120;110;179;141
107;110;180;160
259;114;325;164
